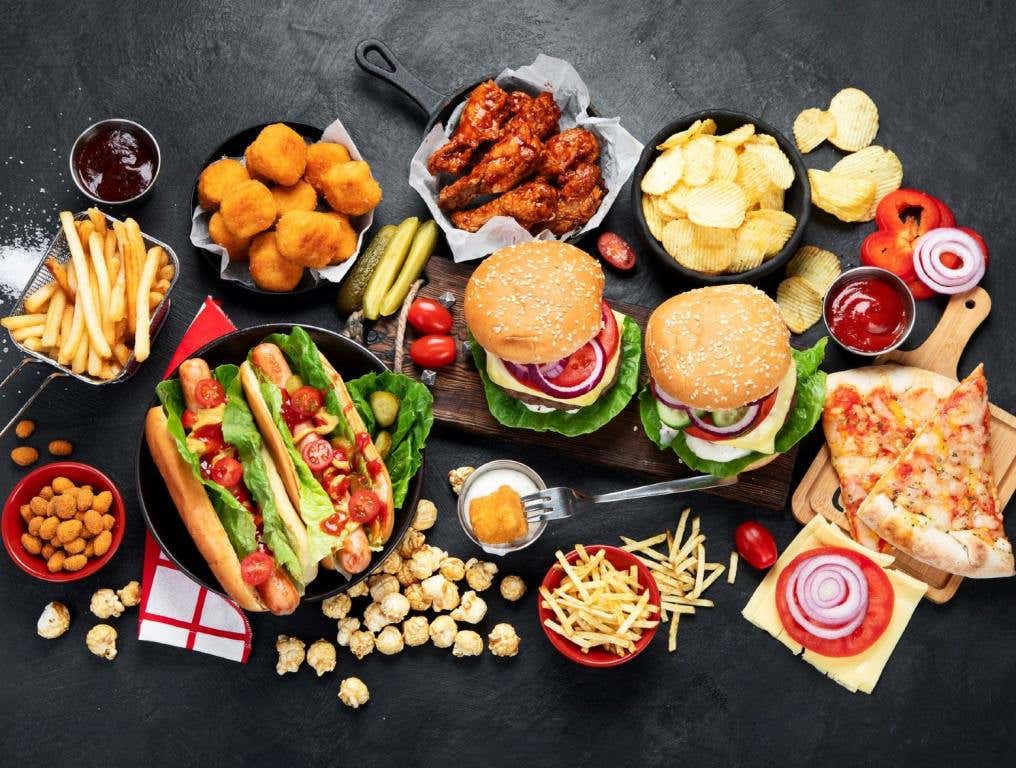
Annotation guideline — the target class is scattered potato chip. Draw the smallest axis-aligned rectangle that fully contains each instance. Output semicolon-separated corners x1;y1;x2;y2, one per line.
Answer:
712;144;739;181
657;118;716;150
676;224;735;274
716;123;755;147
777;276;824;334
808;168;877;222
828;87;879;151
686;180;748;229
829;146;903;220
756;185;785;211
745;209;797;256
786;246;841;294
641;194;665;240
682;136;716;186
641;147;685;195
793;108;836;153
744;143;795;190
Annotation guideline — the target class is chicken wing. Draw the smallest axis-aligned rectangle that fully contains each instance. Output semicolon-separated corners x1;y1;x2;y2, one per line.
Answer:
450;179;558;233
505;91;561;140
437;123;543;211
544;162;605;236
539;128;600;178
427;80;510;176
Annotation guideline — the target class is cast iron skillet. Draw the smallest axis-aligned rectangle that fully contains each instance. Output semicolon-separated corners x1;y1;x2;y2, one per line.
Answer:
136;323;422;604
191;122;324;296
631;110;811;286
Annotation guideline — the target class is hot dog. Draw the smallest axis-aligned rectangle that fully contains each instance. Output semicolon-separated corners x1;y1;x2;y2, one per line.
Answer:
240;328;396;576
146;357;312;614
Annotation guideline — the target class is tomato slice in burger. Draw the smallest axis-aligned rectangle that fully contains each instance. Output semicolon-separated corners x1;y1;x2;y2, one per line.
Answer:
290;385;324;418
240;551;274;586
550;343;599;387
301;438;334;472
209;456;244;488
194;378;226;408
595;300;619;359
682;389;779;442
348;489;383;524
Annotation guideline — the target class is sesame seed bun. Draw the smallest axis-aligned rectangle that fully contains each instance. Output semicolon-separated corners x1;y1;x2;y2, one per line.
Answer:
645;284;791;410
464;242;605;364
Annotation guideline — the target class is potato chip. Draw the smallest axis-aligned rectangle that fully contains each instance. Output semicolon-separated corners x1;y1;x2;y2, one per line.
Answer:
664;183;694;215
661;218;695;259
642;194;665;240
744;209;797;256
735;151;771;204
744;143;795;190
677;224;735;274
712;144;739;181
682;136;716;186
657;118;716;150
777;276;823;334
829;146;903;219
756;185;784;211
686;180;748;229
808;168;877;222
786;245;841;294
716;123;755;147
828;87;879;151
793;108;836;153
730;220;768;273
641;147;685;195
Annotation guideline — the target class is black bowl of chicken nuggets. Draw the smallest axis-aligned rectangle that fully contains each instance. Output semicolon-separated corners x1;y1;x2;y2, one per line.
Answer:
193;121;383;294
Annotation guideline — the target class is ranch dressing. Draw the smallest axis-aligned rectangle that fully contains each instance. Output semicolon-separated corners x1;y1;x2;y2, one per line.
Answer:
463;468;539;509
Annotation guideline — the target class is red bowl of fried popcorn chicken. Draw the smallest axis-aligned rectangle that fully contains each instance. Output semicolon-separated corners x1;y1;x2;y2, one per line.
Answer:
2;462;125;582
538;544;661;668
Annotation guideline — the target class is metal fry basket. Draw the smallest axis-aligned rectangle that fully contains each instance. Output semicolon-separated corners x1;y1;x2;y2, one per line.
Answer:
1;210;179;437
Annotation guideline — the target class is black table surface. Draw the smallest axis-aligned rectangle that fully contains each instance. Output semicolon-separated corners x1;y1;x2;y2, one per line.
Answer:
2;2;1014;766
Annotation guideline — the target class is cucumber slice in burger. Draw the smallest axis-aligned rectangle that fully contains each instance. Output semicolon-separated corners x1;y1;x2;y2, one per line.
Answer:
656;400;691;429
710;406;749;428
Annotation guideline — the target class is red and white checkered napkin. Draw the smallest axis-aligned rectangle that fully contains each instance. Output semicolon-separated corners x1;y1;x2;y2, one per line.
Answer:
136;297;252;663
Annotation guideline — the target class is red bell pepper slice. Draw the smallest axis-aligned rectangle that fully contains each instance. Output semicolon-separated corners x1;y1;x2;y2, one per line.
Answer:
874;189;943;239
860;229;918;282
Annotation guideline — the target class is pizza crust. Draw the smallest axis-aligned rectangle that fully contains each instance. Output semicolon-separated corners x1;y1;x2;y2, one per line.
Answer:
826;365;956;401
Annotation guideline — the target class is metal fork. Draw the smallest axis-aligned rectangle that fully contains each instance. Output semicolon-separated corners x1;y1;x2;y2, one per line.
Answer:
522;474;739;522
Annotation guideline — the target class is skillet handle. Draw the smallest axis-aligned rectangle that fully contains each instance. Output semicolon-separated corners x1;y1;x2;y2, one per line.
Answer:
355;38;445;117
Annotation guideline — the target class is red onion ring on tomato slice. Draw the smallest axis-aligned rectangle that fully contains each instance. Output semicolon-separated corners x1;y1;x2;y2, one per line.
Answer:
531;340;606;398
687;403;761;436
536;359;566;379
912;227;986;295
784;553;869;640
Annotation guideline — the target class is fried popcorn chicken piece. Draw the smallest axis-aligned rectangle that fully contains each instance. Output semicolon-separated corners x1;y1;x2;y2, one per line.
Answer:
322;592;352;620
380;592;410;623
488;623;520;657
452;630;483;657
275;635;305;675
321;160;382;216
375;625;404;655
307;639;337;676
90;588;125;619
11;446;38;467
465;558;498;592
51;477;74;494
448;466;475;495
245;123;307;186
275;210;349;269
270;180;318;216
15;419;35;439
321;212;358;264
208;212;251;262
37;602;70;639
338;677;370;709
86;624;118;660
305;141;351;192
402;615;430;647
117;580;141;608
92;491;113;515
348;630;375;660
249;231;304;292
422;574;460;612
429;615;458;648
336;617;360;647
197;158;250;210
48;439;73;456
450;590;487;624
220;180;277;239
413;499;437;531
499;575;526;602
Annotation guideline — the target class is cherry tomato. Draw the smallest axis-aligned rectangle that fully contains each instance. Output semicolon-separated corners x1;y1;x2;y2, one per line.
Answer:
240;551;274;586
596;300;619;359
407;297;453;335
409;334;456;368
181;409;198;430
597;231;636;272
301;438;333;471
321;512;347;536
290;386;324;417
191;424;224;456
348;489;383;524
734;521;778;569
194;378;226;408
209;456;244;487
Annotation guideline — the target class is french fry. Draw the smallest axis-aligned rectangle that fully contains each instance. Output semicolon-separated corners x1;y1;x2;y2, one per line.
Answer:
23;282;57;313
61;211;111;358
148;291;163;309
21;337;44;352
728;552;739;584
113;341;131;367
154;277;171;293
58;297;84;365
1;314;46;330
133;245;160;362
123;219;144;334
11;324;45;342
87;344;101;377
109;256;126;323
72;331;89;374
104;229;117;274
88;232;113;346
40;287;66;348
87;207;107;241
44;257;74;298
77;219;94;245
157;264;175;281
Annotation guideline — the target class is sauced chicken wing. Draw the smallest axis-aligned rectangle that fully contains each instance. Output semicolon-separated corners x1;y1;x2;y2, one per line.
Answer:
427;80;511;176
539;128;600;178
504;91;561;140
544;162;606;236
437;124;543;211
450;179;558;233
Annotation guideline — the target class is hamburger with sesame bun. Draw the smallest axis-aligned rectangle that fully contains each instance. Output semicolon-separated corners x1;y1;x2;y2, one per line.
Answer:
640;284;828;476
465;241;642;436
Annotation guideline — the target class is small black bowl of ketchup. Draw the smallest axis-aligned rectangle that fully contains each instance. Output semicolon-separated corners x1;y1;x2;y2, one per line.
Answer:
70;119;160;205
823;266;916;356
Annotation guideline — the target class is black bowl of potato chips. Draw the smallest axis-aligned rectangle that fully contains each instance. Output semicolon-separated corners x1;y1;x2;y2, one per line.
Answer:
632;110;810;285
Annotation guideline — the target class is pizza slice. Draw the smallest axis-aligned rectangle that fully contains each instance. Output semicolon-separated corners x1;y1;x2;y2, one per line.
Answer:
823;365;957;551
856;364;1014;578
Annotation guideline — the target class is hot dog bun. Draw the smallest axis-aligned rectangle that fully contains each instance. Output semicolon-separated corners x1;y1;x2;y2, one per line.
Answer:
260;443;318;585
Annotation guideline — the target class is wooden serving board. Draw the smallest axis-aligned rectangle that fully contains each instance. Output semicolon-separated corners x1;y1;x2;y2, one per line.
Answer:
365;256;796;510
792;287;1016;603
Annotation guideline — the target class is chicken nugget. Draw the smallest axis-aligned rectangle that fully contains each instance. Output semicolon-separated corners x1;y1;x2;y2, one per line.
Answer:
321;160;383;216
219;180;277;239
197;158;250;210
208;212;251;262
322;213;359;265
304;141;351;192
245;123;307;186
249;232;304;292
276;211;348;269
270;180;318;216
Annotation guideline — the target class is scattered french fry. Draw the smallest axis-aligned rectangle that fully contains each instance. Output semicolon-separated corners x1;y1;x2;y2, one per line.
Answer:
728;552;739;584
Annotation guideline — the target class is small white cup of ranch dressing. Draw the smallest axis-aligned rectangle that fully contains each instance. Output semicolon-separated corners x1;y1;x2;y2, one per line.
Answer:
457;460;548;556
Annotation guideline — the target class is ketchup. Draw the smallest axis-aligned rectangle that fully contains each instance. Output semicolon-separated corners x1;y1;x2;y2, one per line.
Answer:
825;275;911;353
73;122;157;201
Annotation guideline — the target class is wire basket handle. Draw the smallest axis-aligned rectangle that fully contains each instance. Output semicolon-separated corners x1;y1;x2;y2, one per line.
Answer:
0;358;67;439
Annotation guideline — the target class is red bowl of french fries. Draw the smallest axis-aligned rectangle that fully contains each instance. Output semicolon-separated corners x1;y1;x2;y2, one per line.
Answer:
538;544;661;668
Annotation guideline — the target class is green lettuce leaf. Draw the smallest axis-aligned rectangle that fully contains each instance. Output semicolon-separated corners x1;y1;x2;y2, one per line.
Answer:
217;365;303;590
469;316;642;437
154;379;258;559
638;338;828;477
346;372;434;508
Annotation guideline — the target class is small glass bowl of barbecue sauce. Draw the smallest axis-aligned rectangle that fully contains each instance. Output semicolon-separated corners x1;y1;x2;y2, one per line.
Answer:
823;266;916;356
70;119;160;205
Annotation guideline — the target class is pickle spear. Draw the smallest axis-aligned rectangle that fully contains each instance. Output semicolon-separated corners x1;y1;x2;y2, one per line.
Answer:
336;224;396;316
379;220;439;317
362;217;419;320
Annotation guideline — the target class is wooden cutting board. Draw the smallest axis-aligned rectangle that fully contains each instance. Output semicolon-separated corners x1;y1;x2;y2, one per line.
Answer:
792;287;1016;603
364;256;797;510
